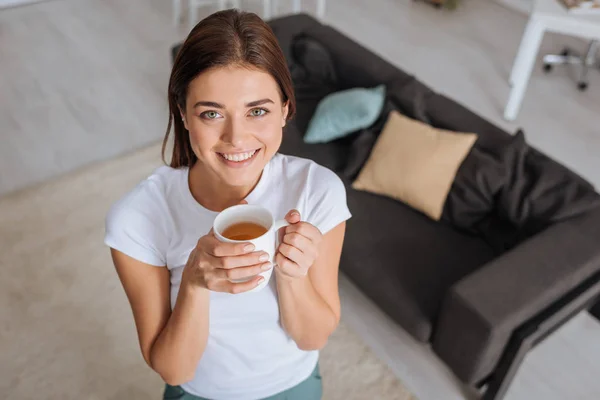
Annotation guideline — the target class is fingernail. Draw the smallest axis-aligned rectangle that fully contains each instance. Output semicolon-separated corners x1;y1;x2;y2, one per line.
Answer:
260;262;272;271
259;253;269;262
291;211;299;217
244;244;255;252
257;277;265;284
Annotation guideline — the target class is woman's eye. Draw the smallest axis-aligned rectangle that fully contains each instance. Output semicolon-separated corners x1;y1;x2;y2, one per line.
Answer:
250;108;268;117
201;111;221;119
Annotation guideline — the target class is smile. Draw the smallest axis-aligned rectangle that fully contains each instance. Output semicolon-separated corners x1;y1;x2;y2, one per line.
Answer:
217;149;260;164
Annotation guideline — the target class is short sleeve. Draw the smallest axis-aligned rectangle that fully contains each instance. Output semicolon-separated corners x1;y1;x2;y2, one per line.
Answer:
104;189;169;267
305;164;352;235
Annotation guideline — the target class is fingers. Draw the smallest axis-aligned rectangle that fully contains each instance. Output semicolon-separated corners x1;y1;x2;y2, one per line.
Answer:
212;261;272;281
202;234;255;257
209;250;270;269
275;252;307;276
284;221;322;243
278;243;310;268
285;209;302;224
282;232;314;256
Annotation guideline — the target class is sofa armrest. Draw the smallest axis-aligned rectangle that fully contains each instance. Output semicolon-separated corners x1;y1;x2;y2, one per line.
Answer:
432;208;600;385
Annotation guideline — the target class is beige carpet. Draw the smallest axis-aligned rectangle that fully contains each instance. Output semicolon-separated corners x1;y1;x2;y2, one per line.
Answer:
0;143;415;400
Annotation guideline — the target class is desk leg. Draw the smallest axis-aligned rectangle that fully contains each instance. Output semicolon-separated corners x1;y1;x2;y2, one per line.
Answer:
173;0;182;26
510;19;537;86
504;18;545;121
317;0;326;19
189;0;198;30
263;0;272;19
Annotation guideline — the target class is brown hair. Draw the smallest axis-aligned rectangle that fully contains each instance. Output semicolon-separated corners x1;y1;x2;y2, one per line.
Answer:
163;9;296;168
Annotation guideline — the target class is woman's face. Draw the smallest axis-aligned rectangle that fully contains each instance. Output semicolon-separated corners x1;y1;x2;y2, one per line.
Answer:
182;65;288;189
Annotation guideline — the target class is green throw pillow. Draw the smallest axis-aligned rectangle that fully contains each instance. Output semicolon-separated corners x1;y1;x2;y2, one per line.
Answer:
303;84;386;144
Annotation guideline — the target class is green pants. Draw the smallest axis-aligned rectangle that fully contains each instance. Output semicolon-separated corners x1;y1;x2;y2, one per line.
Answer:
163;364;322;400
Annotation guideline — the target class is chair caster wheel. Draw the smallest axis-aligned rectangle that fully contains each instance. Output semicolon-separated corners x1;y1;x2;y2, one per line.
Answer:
578;82;588;91
543;64;553;73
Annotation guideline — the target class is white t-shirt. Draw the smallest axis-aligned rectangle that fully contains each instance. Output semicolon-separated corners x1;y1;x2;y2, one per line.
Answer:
104;153;352;400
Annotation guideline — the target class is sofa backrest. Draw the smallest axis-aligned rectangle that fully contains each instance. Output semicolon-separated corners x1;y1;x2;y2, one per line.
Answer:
269;13;600;251
270;14;515;145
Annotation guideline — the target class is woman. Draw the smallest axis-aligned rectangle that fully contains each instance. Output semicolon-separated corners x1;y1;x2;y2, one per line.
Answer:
104;9;351;400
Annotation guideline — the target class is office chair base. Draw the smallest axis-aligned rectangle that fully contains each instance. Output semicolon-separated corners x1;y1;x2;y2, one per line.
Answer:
542;41;599;92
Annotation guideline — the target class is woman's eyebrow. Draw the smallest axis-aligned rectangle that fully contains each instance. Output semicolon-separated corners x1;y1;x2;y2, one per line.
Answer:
193;98;274;109
193;101;224;109
246;98;274;107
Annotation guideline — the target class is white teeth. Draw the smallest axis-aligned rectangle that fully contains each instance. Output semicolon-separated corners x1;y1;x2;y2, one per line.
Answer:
221;150;257;162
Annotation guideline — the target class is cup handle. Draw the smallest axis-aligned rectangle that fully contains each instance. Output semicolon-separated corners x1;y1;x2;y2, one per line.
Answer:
272;219;290;265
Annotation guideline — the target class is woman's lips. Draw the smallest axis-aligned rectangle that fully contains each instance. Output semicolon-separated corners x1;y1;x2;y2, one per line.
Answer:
216;148;260;168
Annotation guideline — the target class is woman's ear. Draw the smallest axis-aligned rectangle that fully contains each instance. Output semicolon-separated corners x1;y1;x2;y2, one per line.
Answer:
178;106;189;130
281;101;289;128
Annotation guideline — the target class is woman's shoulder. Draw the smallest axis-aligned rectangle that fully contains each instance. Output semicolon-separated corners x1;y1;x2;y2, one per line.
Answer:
272;153;345;191
105;165;187;236
109;166;184;214
272;154;351;234
104;166;185;265
272;153;341;182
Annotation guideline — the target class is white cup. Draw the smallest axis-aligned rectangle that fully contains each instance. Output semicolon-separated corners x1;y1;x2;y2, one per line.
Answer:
213;204;290;292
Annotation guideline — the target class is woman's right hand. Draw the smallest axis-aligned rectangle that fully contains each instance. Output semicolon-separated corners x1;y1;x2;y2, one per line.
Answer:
182;230;272;294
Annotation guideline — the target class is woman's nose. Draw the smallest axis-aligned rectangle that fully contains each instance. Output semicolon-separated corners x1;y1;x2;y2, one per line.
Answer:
221;116;249;146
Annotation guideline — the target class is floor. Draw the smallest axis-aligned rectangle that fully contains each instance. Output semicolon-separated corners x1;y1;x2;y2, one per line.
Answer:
1;0;600;399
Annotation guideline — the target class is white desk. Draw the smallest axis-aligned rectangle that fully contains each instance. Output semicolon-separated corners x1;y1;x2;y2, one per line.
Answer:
505;0;600;121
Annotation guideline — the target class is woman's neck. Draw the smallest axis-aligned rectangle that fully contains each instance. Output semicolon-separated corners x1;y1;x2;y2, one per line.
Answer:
188;162;260;212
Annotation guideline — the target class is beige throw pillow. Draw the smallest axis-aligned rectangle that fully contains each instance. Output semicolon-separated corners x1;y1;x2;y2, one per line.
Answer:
352;111;478;220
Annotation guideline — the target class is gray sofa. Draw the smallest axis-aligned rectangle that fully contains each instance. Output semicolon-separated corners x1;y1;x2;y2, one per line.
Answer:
267;13;600;400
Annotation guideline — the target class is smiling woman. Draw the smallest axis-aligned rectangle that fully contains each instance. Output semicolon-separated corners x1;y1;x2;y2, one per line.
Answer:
104;8;351;400
180;66;287;199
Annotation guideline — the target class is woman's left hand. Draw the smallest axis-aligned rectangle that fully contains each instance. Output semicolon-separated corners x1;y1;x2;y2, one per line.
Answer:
275;210;322;280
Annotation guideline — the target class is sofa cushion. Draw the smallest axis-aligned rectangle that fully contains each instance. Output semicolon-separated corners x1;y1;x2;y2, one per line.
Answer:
268;13;323;66
289;33;339;102
341;98;396;180
388;79;435;124
341;128;379;181
279;98;356;173
497;136;600;240
440;131;526;241
291;34;338;89
352;111;478;220
342;187;496;342
304;84;386;144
